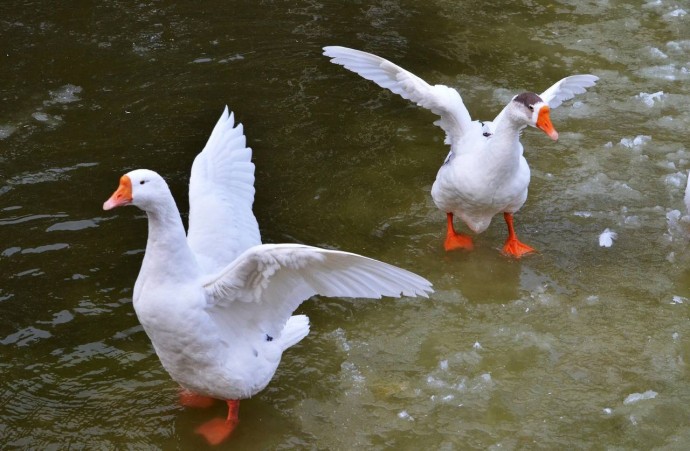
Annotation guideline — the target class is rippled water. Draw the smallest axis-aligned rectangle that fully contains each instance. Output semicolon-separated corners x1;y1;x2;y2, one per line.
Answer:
2;0;690;449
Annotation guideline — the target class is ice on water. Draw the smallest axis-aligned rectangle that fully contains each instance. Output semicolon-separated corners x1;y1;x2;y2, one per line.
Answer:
623;390;658;405
0;124;17;140
671;295;686;304
397;410;414;421
46;84;82;105
664;8;687;18
619;135;651;149
636;91;664;107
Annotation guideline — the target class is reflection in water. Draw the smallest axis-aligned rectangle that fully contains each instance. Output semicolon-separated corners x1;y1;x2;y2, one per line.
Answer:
2;0;690;448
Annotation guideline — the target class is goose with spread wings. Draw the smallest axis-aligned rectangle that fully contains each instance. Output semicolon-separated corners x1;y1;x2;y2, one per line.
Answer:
323;46;598;257
103;107;433;445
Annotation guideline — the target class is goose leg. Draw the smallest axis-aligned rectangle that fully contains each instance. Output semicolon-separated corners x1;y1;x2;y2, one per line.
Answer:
502;212;535;258
179;388;215;408
195;399;240;445
444;212;474;251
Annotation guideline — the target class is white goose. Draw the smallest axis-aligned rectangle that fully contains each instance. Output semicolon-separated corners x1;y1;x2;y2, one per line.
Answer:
103;107;433;445
323;46;598;257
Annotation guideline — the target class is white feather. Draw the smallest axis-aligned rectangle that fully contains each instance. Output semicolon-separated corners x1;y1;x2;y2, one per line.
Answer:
540;74;599;110
323;46;473;148
599;228;618;247
203;243;433;340
187;106;261;272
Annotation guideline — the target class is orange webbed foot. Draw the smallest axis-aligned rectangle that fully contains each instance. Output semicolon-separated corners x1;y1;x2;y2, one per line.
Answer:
179;389;216;408
195;417;238;445
444;232;474;252
502;238;535;258
195;399;240;446
444;212;474;252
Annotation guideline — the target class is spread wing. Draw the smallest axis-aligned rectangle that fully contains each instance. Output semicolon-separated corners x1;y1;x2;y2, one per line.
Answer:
187;107;261;272
202;243;433;340
323;46;473;146
539;74;599;109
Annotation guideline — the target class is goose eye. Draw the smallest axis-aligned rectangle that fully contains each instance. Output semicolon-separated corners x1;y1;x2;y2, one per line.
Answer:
528;105;534;111
140;180;146;185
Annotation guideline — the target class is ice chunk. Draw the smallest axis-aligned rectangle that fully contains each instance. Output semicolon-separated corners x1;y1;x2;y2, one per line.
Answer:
648;47;668;59
397;410;414;421
473;341;482;350
666;40;690;54
0;124;16;139
439;359;449;370
623;390;658;405
671;295;686;304
633;135;651;146
667;209;682;224
665;9;687;18
32;112;50;122
599;228;618;247
636;91;664;107
642;64;690;80
665;171;685;188
620;135;651;148
48;84;82;104
603;407;613;415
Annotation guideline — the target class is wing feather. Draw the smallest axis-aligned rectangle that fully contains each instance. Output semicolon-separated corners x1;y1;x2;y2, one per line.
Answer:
203;243;433;339
324;46;473;146
187;107;261;272
540;74;599;109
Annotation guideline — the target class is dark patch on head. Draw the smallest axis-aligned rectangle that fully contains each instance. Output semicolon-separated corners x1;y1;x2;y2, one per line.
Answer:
513;92;543;110
266;334;273;342
253;348;258;357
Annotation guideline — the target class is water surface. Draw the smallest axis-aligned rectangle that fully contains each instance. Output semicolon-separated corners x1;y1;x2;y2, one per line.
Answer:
2;0;690;449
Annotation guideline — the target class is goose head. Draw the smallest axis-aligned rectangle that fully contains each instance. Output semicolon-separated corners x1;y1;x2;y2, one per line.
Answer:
509;92;559;141
103;169;170;211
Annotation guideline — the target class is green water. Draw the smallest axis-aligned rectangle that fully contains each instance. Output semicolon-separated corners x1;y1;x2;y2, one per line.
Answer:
2;0;690;449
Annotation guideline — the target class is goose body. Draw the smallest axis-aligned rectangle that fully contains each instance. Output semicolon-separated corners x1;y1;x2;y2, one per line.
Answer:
103;107;433;444
323;46;598;257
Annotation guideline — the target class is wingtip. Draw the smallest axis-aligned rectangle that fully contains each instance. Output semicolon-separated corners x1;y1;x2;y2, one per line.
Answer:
323;45;343;59
403;278;434;298
219;105;239;130
576;74;600;85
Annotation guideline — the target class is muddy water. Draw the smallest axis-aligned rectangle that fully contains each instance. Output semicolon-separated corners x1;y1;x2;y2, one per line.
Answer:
2;0;690;449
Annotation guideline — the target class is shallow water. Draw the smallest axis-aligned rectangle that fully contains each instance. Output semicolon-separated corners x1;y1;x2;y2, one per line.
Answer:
2;0;690;449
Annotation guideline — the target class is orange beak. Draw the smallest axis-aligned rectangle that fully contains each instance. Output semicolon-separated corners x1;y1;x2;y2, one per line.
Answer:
536;105;559;141
103;175;133;210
